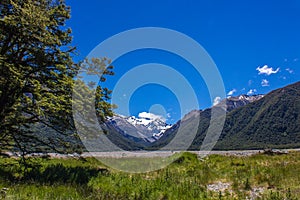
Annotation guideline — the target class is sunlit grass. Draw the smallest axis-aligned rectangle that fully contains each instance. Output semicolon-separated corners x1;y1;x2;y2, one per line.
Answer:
0;152;299;199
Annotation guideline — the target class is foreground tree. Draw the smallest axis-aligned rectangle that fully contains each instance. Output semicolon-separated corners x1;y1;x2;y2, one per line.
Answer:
0;0;114;155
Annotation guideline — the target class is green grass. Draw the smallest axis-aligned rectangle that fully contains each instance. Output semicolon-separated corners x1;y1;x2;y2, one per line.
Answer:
0;152;299;199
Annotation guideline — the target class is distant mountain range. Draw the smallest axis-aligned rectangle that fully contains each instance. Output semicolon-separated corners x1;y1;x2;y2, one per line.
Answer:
104;81;300;150
105;114;171;143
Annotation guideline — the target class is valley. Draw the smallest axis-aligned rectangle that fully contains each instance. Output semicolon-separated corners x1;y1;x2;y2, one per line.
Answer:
103;81;300;151
1;1;300;199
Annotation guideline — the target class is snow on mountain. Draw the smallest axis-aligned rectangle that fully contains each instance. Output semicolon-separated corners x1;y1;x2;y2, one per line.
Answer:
214;94;264;112
225;94;264;111
106;95;264;145
107;113;172;143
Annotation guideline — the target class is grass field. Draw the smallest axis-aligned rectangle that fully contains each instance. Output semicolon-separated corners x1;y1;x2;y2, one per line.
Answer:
0;151;299;199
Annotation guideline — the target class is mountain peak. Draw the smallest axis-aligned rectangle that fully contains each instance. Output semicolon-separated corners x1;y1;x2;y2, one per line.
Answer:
152;81;300;150
107;113;172;143
213;94;264;112
227;94;264;101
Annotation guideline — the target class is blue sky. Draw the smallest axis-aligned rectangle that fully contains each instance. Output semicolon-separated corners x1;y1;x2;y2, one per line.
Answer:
67;0;300;123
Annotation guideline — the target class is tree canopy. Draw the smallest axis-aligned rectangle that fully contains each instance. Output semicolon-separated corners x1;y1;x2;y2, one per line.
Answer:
0;0;114;155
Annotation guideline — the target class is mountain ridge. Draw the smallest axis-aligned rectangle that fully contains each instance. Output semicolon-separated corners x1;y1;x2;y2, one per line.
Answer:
105;113;171;146
105;92;265;150
103;81;300;151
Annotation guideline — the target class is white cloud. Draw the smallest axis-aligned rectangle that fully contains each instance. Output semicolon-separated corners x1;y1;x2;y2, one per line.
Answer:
213;96;221;106
227;89;237;96
261;79;269;87
286;68;293;74
256;65;279;75
247;89;257;95
138;112;165;122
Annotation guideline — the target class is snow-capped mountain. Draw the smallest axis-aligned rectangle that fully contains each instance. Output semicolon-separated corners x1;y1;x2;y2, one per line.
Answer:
106;113;172;143
153;82;300;150
126;115;172;138
104;94;264;148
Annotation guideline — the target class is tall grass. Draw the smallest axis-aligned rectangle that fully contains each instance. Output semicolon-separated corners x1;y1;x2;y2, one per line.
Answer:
0;152;299;199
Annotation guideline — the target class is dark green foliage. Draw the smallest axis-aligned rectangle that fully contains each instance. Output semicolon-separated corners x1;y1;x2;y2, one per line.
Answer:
0;0;76;154
152;81;300;150
173;151;198;164
214;81;300;150
23;163;107;185
0;0;114;155
244;178;251;190
0;0;76;152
